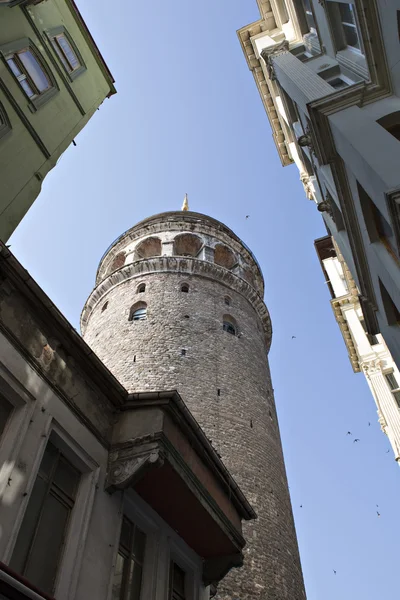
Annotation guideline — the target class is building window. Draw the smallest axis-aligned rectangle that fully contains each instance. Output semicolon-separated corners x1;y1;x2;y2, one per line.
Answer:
181;283;189;293
385;373;400;408
302;0;316;31
3;39;57;108
112;516;146;600
49;29;84;79
224;296;231;306
10;441;80;594
169;562;186;600
360;319;379;346
358;183;397;255
223;315;237;336
137;283;146;293
0;394;13;440
0;102;11;141
379;279;400;326
129;302;147;321
327;2;363;52
338;3;361;49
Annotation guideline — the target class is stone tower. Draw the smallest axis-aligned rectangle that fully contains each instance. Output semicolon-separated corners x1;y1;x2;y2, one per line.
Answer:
81;211;306;600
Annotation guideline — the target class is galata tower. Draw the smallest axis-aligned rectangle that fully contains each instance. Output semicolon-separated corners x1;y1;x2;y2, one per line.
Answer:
81;205;306;600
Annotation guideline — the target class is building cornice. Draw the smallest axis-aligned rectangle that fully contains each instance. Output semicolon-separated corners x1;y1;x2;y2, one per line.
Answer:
331;296;361;373
81;256;273;351
237;20;292;166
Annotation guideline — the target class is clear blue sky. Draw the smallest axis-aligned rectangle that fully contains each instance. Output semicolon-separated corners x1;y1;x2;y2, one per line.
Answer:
10;1;400;598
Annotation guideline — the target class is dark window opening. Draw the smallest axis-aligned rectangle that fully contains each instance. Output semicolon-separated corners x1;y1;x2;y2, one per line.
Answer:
112;516;146;600
0;394;13;440
303;0;316;30
169;562;186;600
385;372;400;408
181;349;186;356
181;284;189;293
223;322;236;335
7;48;51;100
50;31;83;78
217;389;221;397
137;283;146;293
102;301;108;312
10;441;80;594
360;318;379;345
224;296;231;306
358;183;397;255
338;2;360;49
379;279;400;326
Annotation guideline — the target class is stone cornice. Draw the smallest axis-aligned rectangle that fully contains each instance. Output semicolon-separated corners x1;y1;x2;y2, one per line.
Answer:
331;297;360;372
237;20;292;167
81;256;272;351
96;211;265;295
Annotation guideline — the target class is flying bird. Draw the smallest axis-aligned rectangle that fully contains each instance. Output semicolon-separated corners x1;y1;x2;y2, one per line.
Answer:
246;215;250;219
292;336;296;339
386;450;390;453
377;511;381;517
346;431;352;435
300;505;303;508
368;422;371;426
353;438;360;443
333;570;337;575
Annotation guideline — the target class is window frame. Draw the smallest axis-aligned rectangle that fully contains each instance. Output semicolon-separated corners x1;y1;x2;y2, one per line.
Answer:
384;372;400;408
326;1;364;55
112;515;147;600
1;38;58;110
9;440;81;594
0;101;11;141
129;303;148;322
46;26;86;81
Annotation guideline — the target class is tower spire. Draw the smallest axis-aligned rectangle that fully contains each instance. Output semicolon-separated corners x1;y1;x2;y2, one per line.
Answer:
182;193;189;211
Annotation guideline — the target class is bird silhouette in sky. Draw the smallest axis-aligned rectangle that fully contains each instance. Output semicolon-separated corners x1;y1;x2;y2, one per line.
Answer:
377;511;381;517
386;450;390;453
246;215;250;219
292;336;296;339
368;422;371;426
333;570;337;575
300;505;303;508
353;438;360;443
346;431;352;435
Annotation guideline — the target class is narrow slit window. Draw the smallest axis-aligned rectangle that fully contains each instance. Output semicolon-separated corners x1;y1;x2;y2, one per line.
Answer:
51;33;81;73
137;283;146;293
181;284;189;293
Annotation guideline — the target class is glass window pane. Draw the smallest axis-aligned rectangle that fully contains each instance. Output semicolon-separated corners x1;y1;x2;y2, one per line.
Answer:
19;78;35;98
57;35;79;69
24;492;70;593
0;394;13;439
7;58;22;77
133;527;146;563
10;476;48;575
120;517;133;551
39;442;59;479
53;456;80;499
339;2;356;24
393;390;400;408
112;553;125;600
342;24;360;49
386;373;399;390
128;561;142;600
133;308;146;321
18;49;50;93
52;41;70;71
172;563;185;594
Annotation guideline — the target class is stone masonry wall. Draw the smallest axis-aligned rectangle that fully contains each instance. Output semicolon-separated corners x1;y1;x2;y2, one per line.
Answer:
82;215;306;600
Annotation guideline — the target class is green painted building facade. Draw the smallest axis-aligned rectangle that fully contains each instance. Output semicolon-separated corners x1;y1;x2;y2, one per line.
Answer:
0;0;116;241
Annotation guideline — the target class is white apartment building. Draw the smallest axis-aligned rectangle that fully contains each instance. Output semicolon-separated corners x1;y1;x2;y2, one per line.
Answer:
316;235;400;463
238;0;400;371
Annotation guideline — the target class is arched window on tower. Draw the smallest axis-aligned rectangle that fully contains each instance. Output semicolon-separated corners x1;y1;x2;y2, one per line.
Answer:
137;283;146;293
181;283;189;293
129;302;147;322
222;315;238;336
